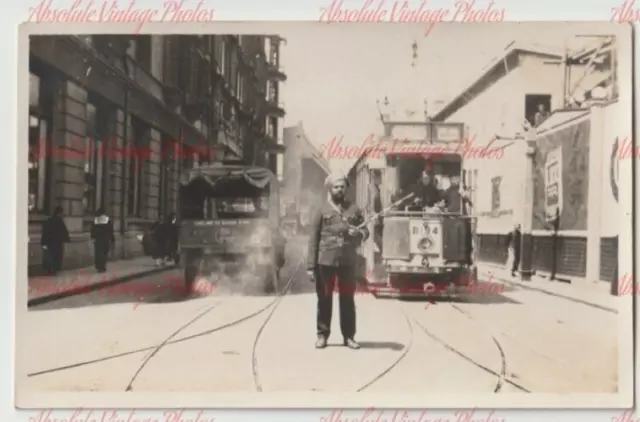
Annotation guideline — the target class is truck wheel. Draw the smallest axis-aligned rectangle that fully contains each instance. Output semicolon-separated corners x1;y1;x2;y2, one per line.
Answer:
182;250;202;294
184;266;198;293
263;265;278;294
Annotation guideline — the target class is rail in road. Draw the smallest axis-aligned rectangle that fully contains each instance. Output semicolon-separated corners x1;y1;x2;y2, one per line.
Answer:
27;237;532;394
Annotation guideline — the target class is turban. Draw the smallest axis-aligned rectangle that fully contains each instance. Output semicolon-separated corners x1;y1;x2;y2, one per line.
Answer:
325;173;350;188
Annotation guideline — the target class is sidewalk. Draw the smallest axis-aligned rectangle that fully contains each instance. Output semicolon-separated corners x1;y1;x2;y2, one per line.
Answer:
28;257;177;307
477;263;618;314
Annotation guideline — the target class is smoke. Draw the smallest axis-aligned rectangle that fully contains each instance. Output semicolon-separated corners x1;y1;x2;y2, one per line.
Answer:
192;219;282;297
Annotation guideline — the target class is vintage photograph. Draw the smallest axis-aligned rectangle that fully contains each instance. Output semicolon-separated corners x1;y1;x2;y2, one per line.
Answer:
16;22;633;408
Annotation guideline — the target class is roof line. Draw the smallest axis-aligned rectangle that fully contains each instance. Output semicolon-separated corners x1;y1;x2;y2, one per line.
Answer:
432;42;563;121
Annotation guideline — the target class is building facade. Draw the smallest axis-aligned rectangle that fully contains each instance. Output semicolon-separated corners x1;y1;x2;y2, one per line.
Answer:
432;39;624;288
28;34;286;274
281;123;330;219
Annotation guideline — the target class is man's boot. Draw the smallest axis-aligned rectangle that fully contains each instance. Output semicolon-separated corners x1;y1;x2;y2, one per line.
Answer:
344;338;360;349
315;335;327;349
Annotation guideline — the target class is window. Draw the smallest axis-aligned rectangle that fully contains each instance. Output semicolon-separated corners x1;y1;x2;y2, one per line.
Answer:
28;73;51;214
220;40;227;78
128;118;146;217
237;75;243;102
159;134;175;217
525;94;552;128
84;102;108;214
29;73;40;107
28;115;49;213
264;38;271;64
214;197;268;218
135;35;152;73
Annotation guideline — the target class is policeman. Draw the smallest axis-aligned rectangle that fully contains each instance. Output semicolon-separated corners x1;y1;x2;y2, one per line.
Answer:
307;174;369;349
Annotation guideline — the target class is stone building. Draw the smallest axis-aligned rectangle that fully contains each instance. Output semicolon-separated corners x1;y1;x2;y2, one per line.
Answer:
28;34;287;274
281;123;330;220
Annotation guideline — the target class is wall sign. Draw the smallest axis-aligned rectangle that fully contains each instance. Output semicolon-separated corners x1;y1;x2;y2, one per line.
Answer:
544;146;563;221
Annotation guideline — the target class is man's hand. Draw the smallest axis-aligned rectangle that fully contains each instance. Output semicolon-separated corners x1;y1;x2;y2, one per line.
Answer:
42;245;48;250
347;226;360;237
306;270;316;283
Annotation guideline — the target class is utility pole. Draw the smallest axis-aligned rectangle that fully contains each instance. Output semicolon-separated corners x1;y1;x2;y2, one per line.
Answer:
543;39;570;108
424;99;431;144
519;128;537;281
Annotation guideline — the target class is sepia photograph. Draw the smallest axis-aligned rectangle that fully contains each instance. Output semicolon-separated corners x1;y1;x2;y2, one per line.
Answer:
16;21;634;409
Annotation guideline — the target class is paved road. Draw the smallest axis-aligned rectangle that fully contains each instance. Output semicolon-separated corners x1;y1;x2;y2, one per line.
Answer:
24;238;618;394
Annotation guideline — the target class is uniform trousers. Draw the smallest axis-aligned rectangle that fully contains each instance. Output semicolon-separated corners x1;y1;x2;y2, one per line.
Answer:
315;264;356;340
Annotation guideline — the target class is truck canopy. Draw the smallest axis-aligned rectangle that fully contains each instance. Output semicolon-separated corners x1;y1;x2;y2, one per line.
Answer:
180;163;276;197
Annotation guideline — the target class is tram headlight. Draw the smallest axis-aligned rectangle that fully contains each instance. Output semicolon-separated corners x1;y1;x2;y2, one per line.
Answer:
417;236;434;252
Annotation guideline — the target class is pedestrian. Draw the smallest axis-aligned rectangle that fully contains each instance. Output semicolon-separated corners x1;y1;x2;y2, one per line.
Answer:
410;169;445;209
443;176;474;263
307;173;369;350
90;207;115;273
164;212;179;264
41;206;70;275
507;224;521;277
148;217;165;266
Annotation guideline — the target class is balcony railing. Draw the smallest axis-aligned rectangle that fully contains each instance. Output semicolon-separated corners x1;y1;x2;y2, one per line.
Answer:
265;100;285;118
267;63;287;82
124;55;164;102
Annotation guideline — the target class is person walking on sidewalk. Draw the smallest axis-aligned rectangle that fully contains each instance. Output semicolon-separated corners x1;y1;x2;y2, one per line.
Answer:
90;208;115;273
307;174;369;350
41;206;70;275
160;213;179;265
507;224;522;277
149;217;165;267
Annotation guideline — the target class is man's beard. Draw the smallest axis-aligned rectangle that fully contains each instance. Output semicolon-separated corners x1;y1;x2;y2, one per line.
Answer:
331;192;344;202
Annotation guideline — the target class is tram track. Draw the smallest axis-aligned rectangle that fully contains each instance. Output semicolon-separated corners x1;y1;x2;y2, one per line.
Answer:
28;250;529;395
27;254;304;381
127;257;303;392
402;301;530;393
250;267;298;392
355;308;414;392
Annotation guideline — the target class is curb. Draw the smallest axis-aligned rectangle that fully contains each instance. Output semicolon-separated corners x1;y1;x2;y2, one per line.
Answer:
480;268;616;314
27;265;178;308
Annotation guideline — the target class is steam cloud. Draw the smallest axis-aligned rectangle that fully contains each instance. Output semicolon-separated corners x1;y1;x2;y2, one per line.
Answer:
193;220;282;297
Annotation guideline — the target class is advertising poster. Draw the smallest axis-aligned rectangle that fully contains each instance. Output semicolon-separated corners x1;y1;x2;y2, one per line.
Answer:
532;119;589;230
544;146;563;221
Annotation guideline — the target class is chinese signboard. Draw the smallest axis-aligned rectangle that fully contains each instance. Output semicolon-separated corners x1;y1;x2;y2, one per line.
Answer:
433;123;463;142
544;146;563;221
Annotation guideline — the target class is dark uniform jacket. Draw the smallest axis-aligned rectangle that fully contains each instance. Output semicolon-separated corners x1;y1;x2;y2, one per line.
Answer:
443;187;463;213
307;198;369;270
410;183;443;208
507;229;521;251
41;215;70;247
90;215;115;247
